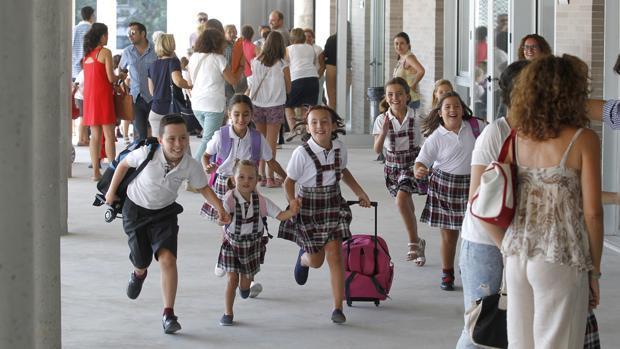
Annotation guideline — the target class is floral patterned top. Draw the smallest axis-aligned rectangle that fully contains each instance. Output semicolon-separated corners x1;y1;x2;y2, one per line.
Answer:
501;129;593;272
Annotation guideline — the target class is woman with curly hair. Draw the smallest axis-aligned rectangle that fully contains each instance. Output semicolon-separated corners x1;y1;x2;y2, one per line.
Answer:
82;23;125;181
517;34;552;61
500;54;603;348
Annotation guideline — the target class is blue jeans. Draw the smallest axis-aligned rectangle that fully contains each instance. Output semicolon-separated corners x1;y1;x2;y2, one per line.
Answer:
193;110;225;162
455;239;503;349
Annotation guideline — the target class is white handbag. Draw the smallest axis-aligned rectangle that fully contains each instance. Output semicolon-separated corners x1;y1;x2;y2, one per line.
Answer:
470;129;517;229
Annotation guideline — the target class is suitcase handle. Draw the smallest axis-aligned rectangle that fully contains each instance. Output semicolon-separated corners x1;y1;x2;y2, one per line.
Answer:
346;201;378;237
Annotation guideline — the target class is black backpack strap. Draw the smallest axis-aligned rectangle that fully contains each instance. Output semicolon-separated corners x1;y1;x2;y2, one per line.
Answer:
126;143;158;184
344;271;356;303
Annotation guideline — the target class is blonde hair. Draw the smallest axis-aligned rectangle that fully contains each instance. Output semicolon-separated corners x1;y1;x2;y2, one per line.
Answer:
155;33;175;57
290;28;306;44
227;160;259;190
431;79;454;108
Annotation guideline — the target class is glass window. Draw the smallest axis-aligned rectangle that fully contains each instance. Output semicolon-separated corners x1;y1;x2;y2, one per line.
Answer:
74;0;96;25
116;0;167;50
457;0;470;76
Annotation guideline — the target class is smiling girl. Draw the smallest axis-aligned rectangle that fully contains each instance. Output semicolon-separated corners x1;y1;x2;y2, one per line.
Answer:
279;106;371;324
414;92;484;291
373;77;427;266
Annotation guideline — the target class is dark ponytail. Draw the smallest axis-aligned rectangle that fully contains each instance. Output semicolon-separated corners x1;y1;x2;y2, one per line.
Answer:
83;23;108;57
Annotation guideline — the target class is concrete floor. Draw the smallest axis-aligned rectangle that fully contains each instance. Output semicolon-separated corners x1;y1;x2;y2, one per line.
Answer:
64;136;620;349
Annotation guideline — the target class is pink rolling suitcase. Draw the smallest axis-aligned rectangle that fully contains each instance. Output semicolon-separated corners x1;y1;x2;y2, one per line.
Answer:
342;201;394;306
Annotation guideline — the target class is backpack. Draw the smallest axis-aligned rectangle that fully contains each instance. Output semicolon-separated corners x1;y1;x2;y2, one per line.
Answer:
342;201;394;306
209;125;262;186
468;117;482;138
93;137;159;222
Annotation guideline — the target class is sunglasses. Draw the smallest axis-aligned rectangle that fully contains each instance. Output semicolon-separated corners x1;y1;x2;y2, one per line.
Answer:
127;30;138;36
198;17;207;22
523;44;540;51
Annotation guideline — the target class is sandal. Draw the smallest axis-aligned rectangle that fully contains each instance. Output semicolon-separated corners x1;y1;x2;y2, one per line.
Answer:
407;238;426;266
259;175;267;187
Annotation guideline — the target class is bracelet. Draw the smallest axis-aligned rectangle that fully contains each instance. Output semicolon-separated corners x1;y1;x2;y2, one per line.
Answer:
589;271;602;280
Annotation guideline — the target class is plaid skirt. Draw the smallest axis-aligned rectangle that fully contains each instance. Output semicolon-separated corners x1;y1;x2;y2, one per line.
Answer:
217;231;268;277
384;148;427;196
200;174;229;221
420;169;470;230
278;184;352;254
584;310;600;349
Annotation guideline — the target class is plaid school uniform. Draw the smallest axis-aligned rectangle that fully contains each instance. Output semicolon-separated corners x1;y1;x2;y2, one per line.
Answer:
278;143;352;254
420;168;470;230
200;174;229;220
384;114;427;197
217;192;269;277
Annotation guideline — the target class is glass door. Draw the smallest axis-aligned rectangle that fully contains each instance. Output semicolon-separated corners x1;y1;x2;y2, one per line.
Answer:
472;0;510;121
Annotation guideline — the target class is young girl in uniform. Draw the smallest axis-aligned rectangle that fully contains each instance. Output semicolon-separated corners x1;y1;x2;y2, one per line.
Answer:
217;160;298;326
373;77;427;265
279;105;371;324
414;91;485;291
201;94;288;220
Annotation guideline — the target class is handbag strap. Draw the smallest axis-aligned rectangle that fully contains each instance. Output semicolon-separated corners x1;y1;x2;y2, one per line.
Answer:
250;65;271;100
497;128;517;163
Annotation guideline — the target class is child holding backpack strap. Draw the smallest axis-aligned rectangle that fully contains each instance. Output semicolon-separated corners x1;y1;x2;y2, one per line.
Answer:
217;160;298;326
105;114;230;334
200;94;287;220
373;77;427;266
413;92;484;291
279;105;371;324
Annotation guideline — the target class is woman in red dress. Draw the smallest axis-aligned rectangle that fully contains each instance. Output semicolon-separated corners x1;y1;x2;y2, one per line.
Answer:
83;23;125;180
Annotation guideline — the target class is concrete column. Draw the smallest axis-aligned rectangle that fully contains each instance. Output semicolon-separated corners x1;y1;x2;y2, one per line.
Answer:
294;0;314;29
0;0;67;347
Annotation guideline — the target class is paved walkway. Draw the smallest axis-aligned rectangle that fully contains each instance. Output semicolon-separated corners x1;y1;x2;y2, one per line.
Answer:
64;137;620;348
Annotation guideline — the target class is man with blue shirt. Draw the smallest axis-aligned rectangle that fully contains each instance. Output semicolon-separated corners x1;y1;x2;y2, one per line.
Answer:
120;22;157;141
72;6;95;80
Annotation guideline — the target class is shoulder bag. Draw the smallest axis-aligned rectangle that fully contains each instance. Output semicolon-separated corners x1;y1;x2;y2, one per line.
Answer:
470;129;517;228
464;270;508;349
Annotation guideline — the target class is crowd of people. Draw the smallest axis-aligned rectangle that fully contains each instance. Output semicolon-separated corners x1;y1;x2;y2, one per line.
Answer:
71;5;620;348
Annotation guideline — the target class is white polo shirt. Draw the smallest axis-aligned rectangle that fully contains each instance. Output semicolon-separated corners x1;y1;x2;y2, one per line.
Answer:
224;189;282;235
206;127;273;177
287;138;348;187
415;118;485;175
125;146;208;209
461;117;511;245
372;107;424;150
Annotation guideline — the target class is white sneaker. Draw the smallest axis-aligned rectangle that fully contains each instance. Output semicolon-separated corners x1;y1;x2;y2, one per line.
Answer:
249;282;263;298
214;264;225;277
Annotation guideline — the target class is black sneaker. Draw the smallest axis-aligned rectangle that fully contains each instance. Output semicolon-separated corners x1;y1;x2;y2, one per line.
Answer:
294;249;309;285
162;314;181;334
440;272;455;291
126;270;147;299
331;309;346;324
219;314;234;326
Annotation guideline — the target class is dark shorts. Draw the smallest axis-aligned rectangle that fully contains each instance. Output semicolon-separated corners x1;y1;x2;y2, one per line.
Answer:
122;198;184;269
285;77;319;108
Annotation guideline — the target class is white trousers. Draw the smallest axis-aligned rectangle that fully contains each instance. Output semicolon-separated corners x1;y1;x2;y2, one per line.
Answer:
505;255;588;349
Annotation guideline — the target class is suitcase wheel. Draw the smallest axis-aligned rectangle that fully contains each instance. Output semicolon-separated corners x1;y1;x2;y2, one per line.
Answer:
374;300;380;306
346;300;352;307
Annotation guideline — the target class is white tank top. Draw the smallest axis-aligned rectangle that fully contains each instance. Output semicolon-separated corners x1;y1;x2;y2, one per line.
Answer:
287;44;318;81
